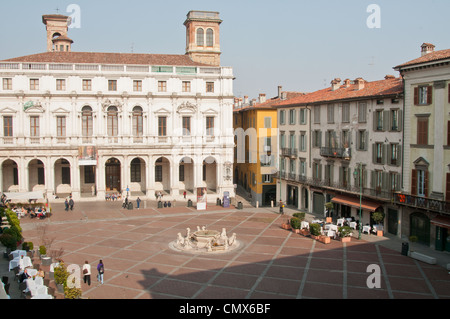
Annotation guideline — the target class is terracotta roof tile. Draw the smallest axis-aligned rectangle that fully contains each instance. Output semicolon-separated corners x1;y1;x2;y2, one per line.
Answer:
1;51;212;67
394;49;450;69
273;77;403;107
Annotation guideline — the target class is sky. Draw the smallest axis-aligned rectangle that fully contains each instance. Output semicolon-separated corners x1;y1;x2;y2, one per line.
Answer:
1;0;449;99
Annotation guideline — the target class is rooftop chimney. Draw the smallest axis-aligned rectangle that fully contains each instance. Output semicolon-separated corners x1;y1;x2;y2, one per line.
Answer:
355;78;365;90
421;43;435;56
244;96;249;105
385;75;395;80
331;78;341;91
278;86;282;98
259;94;266;104
343;79;351;88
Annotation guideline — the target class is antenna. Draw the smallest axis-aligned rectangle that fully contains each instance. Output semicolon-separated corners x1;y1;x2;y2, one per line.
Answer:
131;43;134;53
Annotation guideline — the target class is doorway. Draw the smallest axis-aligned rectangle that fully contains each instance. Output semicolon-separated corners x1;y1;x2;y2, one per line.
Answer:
105;158;121;191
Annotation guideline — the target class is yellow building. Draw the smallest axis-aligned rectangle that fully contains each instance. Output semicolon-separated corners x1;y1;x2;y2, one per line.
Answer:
233;94;279;206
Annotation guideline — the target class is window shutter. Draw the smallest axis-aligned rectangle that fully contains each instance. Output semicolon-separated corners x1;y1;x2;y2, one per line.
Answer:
383;110;390;131
448;121;450;146
370;171;375;189
356;131;360;150
411;169;418;195
446;173;450;202
396;144;402;167
382;172;388;190
364;131;369;151
424;170;429;197
372;144;377;164
414;87;419;105
319;164;322;180
397;110;403;132
383;144;388;165
427;86;432;105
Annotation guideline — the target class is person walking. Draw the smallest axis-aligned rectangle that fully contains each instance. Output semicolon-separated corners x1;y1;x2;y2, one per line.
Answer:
82;261;91;286
136;197;141;209
97;260;105;284
69;197;74;211
183;191;187;199
64;199;69;211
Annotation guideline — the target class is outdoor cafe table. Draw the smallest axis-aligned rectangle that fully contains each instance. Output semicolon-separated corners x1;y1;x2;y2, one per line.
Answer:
337;218;345;226
9;256;32;271
324;224;338;232
363;225;371;234
349;221;357;229
301;221;309;229
10;250;26;259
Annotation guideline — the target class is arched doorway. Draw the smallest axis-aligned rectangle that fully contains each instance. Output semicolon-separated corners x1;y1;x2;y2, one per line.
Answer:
179;157;194;192
410;212;430;246
155;157;170;193
105;158;121;191
130;158;146;194
203;156;217;192
1;160;19;192
54;158;71;195
28;159;45;191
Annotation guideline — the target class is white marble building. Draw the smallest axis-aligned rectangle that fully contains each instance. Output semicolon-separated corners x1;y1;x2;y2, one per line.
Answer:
0;11;235;201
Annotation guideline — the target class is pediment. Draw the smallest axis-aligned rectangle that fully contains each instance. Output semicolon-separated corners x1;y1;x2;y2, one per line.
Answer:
154;107;171;114
0;107;17;114
52;107;71;114
177;102;197;114
24;101;45;113
413;157;429;168
202;108;218;115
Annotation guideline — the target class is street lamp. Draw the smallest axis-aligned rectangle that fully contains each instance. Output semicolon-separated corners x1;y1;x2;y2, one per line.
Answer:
353;163;363;240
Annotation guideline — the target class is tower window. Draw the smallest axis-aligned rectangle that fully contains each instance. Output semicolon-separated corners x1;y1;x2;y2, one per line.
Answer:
206;29;214;47
196;28;204;46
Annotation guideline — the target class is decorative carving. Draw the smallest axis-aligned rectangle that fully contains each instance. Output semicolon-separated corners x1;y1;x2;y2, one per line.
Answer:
101;98;123;112
177;101;197;114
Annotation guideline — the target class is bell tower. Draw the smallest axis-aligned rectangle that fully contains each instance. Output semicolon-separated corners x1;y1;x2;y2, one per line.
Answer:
42;14;73;52
184;11;222;66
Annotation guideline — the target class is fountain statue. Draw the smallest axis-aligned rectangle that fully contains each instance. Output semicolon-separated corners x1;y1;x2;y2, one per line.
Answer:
170;226;240;254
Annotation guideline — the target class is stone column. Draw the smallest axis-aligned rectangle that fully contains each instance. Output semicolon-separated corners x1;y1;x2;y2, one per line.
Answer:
431;80;445;200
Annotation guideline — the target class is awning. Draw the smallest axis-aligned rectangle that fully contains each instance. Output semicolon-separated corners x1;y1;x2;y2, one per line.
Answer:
331;195;381;212
3;191;45;201
431;215;450;229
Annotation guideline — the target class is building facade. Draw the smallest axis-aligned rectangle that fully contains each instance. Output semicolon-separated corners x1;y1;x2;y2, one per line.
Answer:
394;43;450;251
233;93;280;206
275;76;404;232
0;11;235;201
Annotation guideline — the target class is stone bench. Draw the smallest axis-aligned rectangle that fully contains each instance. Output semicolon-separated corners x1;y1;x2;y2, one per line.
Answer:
410;251;437;265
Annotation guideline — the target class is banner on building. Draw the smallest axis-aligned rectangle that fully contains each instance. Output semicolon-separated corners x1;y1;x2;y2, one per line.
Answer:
78;146;97;166
197;187;207;211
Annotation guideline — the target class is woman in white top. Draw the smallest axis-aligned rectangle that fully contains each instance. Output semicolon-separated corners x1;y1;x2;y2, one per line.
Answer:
82;261;91;286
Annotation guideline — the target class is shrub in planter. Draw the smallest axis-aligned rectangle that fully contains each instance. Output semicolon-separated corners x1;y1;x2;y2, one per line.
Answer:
39;245;47;256
309;223;321;238
290;217;302;230
64;286;83;299
0;233;18;250
292;212;305;221
338;226;353;242
54;262;70;288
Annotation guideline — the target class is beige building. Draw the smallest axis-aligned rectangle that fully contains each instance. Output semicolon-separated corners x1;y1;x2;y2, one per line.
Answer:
394;43;450;251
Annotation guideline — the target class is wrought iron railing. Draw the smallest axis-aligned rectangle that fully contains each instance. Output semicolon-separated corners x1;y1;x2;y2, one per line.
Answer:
320;147;351;159
393;193;450;214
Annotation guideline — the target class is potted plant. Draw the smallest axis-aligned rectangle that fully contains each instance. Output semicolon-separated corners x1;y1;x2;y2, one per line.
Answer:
318;235;331;244
54;262;69;293
324;202;334;223
309;223;321;240
372;211;385;236
338;226;353;242
290;217;302;234
281;219;291;230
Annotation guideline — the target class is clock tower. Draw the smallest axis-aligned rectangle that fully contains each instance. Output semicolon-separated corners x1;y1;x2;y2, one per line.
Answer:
42;14;73;52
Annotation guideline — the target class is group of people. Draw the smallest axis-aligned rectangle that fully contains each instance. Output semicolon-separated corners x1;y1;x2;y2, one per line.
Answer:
105;193;121;201
81;260;105;286
64;197;75;211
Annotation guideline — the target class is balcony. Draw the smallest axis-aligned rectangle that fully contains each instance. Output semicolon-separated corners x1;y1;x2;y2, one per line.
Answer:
281;148;298;157
277;172;393;201
320;147;351;160
393;193;450;214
